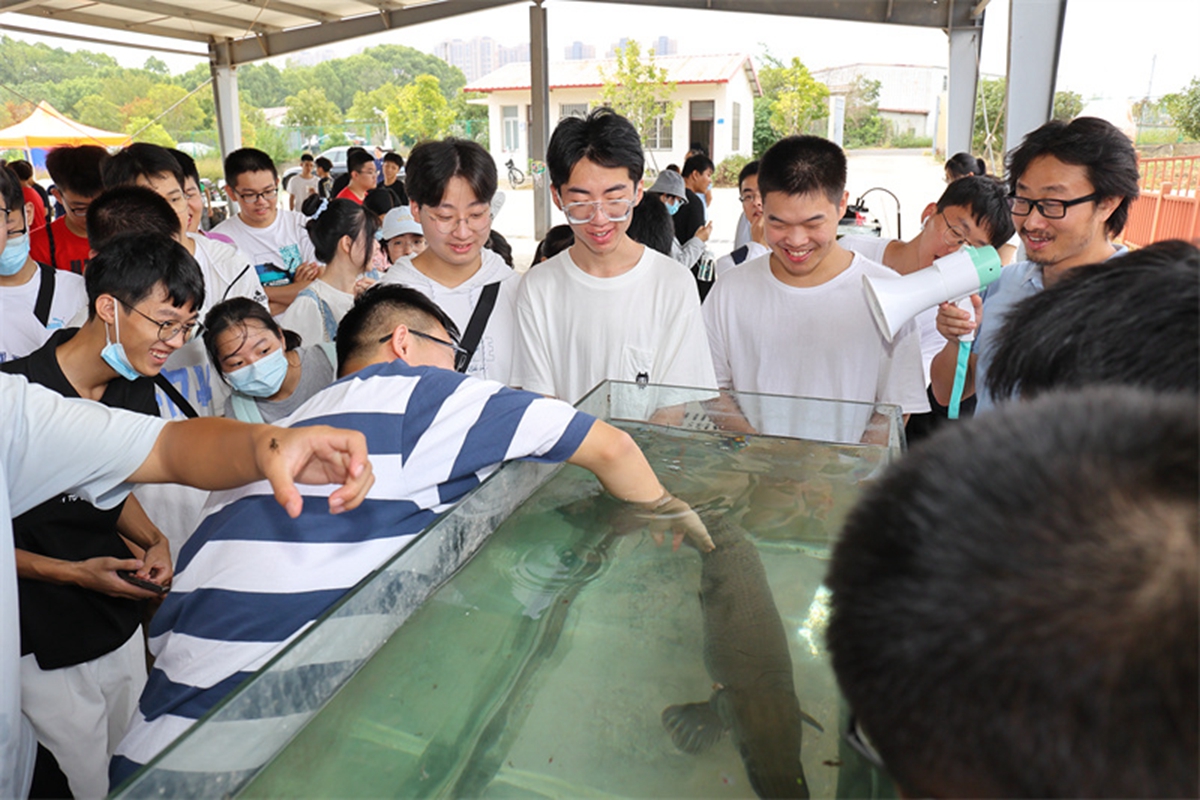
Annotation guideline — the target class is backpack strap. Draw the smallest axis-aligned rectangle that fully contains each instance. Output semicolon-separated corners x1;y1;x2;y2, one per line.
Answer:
455;282;500;373
153;374;199;419
33;263;55;326
730;244;751;265
229;392;265;423
46;222;57;271
297;288;339;342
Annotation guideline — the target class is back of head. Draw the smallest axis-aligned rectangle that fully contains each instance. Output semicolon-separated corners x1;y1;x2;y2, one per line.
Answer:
757;135;846;205
86;186;183;250
626;196;675;256
363;187;398;219
300;193;326;218
102;143;186;190
681;153;714;178
315;156;333;173
224;147;277;186
305;198;375;265
485;229;513;267
547;107;643;189
533;224;574;263
1006;116;1139;237
345;147;373;175
0;163;24;212
335;283;460;375
826;387;1198;798
45;145;108;197
167;148;200;186
945;151;987;180
405;138;496;208
987;240;1200;401
8;160;32;182
936;175;1015;247
85;232;205;318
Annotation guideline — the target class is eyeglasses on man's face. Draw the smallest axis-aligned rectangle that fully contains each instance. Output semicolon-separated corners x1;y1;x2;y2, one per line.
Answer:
235;186;279;205
562;198;635;225
119;299;203;343
421;207;491;235
1007;192;1099;219
378;328;467;358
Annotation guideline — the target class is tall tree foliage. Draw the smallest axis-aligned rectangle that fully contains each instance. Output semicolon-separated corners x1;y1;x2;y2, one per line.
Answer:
389;75;456;145
766;57;829;136
600;40;679;152
1162;78;1200;140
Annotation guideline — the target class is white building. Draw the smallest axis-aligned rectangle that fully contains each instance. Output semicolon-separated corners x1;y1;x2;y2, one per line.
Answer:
434;37;530;84
463;53;761;174
811;63;947;139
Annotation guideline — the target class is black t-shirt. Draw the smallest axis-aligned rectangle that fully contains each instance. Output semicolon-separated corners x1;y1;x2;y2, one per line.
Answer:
382;181;408;207
1;329;161;669
673;188;706;247
329;173;351;200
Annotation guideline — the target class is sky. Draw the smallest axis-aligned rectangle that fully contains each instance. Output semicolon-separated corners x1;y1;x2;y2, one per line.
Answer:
4;0;1197;104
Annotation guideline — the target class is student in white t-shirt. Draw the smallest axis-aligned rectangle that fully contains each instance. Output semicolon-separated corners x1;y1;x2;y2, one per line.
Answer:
512;108;716;405
0;166;86;363
288;154;321;211
213;149;321;316
715;160;770;279
380;138;517;383
703;135;928;442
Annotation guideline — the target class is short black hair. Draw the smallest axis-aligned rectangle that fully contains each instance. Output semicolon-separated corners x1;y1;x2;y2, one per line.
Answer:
0;163;23;212
936;175;1015;248
1006;116;1139;237
203;297;301;383
335;283;460;375
986;240;1199;401
382;152;404;168
85;232;205;318
485;229;513;267
547;107;643;189
945;151;986;179
757;135;846;206
300;153;314;163
102;143;186;191
167;148;200;187
533;224;574;264
86;186;183;251
315;157;333;172
300;193;326;217
346;147;373;175
45;146;108;197
626;195;674;256
405;138;496;208
8;160;32;181
305;198;377;271
681;153;714;178
738;160;760;190
826;387;1198;799
362;187;398;220
224;147;277;186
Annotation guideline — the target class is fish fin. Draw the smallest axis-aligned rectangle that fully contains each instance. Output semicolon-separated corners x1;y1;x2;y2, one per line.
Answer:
661;702;725;754
799;710;824;734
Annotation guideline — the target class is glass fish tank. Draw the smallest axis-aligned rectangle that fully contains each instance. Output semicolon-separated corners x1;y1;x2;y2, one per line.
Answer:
112;382;903;799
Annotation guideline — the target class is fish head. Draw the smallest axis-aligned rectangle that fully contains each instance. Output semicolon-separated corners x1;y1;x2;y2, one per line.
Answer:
714;687;810;799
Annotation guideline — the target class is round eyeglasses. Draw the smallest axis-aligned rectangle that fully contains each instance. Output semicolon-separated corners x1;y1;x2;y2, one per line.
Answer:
119;300;204;343
562;199;635;225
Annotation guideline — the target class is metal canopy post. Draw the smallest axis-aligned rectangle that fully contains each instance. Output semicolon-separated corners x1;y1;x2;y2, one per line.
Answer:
210;41;242;157
1004;0;1068;157
529;0;552;241
946;20;982;158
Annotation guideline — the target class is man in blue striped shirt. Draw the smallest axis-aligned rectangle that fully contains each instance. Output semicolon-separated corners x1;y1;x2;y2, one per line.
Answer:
112;284;710;785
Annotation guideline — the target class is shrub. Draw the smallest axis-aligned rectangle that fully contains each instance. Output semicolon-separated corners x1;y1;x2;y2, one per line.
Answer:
714;154;752;188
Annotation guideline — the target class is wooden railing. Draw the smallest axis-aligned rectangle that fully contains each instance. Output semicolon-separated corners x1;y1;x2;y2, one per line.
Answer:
1122;155;1200;247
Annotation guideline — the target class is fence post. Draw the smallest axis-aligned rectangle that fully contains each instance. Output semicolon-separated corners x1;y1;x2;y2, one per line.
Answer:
1148;181;1171;242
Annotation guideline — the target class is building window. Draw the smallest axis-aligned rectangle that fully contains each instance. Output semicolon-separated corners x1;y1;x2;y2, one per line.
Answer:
732;102;741;151
560;103;588;120
502;105;519;152
647;102;673;150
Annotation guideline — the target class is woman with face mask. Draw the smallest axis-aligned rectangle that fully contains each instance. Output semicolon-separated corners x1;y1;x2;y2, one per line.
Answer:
202;298;336;423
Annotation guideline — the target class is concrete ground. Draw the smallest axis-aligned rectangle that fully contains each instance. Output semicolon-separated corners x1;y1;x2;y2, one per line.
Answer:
493;148;948;271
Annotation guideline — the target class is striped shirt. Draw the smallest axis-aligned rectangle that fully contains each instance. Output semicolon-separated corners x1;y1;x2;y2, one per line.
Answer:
111;360;594;783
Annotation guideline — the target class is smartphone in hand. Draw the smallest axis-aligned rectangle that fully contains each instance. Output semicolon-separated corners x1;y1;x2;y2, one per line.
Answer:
117;570;169;595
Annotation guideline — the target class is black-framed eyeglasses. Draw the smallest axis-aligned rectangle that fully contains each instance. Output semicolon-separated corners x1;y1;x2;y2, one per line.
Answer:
235;186;279;204
378;328;467;358
939;211;971;248
562;198;635;225
119;299;204;343
844;714;887;773
1007;192;1100;219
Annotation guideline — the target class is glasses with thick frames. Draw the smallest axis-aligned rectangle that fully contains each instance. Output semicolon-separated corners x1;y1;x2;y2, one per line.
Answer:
235;186;279;204
1007;192;1099;219
562;198;635;225
119;299;204;343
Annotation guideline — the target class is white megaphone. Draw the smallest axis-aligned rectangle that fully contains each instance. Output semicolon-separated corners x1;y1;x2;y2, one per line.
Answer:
862;246;1003;342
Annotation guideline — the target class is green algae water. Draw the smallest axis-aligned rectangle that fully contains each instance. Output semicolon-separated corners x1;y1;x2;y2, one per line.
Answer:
237;423;892;799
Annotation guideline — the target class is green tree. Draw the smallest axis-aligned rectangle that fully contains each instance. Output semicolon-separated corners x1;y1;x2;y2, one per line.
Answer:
143;56;169;77
767;57;828;136
1053;90;1084;122
843;76;887;149
600;40;679;153
238;62;288;108
125;116;176;147
1162;78;1200;140
347;83;401;132
388;74;455;145
973;77;1007;173
73;94;123;131
283;87;342;128
451;91;490;146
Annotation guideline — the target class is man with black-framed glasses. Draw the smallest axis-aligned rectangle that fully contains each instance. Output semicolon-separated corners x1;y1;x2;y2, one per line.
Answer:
930;116;1139;413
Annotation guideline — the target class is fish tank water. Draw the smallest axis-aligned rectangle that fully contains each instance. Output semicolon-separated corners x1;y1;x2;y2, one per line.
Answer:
112;382;903;799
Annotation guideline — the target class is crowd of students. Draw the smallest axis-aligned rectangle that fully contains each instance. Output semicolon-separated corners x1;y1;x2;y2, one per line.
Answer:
0;106;1195;798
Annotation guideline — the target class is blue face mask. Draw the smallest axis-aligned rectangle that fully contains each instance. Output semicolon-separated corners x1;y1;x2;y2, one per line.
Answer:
226;347;289;398
0;232;29;276
666;199;681;217
100;308;144;382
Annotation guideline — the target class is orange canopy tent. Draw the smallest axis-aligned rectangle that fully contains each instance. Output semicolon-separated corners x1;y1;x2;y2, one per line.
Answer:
0;101;130;150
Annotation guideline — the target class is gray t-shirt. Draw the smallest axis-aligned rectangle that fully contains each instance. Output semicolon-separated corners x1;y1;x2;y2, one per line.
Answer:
222;345;337;424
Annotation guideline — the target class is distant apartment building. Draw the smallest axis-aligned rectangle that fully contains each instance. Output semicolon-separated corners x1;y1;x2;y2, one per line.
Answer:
607;36;677;57
565;41;596;60
811;63;947;139
434;37;530;83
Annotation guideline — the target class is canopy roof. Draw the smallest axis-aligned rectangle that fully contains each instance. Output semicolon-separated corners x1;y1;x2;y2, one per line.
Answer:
0;101;130;149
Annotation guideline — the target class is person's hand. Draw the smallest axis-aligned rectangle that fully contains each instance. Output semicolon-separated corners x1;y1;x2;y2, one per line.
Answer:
253;425;375;518
696;221;713;242
134;537;173;587
750;213;766;245
936;294;982;341
621;493;714;553
72;557;165;600
294;262;322;282
353;276;378;296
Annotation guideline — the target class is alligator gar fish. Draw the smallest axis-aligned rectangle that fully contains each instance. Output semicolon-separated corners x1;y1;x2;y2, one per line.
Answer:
662;515;822;799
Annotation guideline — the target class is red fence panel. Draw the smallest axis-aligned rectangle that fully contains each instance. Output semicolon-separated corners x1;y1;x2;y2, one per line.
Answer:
1123;156;1200;247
